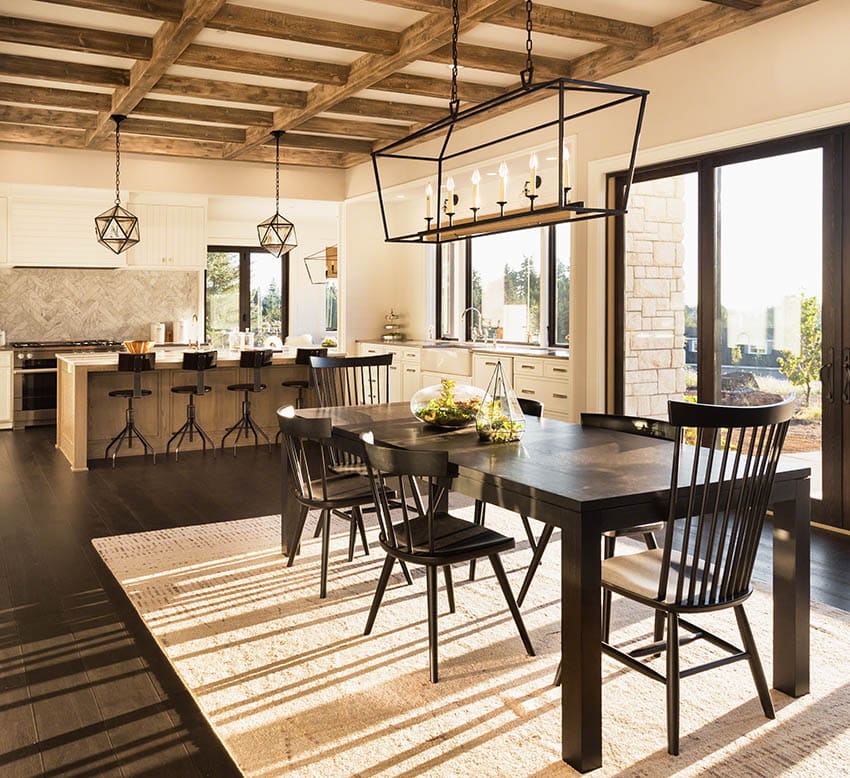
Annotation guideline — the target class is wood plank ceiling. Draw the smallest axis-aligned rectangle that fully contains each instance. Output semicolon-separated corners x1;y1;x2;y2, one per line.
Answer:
0;0;820;169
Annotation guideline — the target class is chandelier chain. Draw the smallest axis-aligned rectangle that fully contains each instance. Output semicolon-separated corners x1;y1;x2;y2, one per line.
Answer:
449;0;459;114
522;0;534;87
275;132;280;209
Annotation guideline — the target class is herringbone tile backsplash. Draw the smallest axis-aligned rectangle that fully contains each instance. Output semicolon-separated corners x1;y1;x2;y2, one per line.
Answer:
0;267;199;342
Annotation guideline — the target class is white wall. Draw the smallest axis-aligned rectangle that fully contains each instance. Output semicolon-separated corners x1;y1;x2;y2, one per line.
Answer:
343;0;850;414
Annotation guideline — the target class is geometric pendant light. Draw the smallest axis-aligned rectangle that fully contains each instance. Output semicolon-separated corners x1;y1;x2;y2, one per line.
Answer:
257;130;298;257
94;115;140;255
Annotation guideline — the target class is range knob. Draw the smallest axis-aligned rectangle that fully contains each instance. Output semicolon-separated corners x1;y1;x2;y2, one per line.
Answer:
26;352;34;360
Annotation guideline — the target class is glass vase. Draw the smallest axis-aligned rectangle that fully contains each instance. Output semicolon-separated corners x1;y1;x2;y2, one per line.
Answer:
475;360;525;443
411;379;484;429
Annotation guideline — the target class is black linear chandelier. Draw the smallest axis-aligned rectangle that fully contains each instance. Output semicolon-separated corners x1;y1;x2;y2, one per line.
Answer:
371;0;649;245
257;130;298;257
94;115;140;255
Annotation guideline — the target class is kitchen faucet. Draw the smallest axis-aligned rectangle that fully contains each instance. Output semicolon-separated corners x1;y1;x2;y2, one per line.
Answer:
460;307;483;343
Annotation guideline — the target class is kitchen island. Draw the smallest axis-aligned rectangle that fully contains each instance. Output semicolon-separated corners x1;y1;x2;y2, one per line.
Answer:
56;349;318;470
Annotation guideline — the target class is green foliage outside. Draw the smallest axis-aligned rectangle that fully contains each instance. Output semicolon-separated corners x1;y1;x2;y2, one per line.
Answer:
206;252;239;342
503;255;540;341
777;295;822;406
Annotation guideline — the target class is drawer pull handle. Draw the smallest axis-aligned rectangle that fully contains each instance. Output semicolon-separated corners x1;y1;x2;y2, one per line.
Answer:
552;367;567;373
484;361;497;366
520;364;536;369
406;368;416;373
553;393;568;399
521;389;535;395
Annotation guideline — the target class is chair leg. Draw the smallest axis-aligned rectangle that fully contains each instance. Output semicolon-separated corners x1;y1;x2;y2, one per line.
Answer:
286;506;310;566
426;564;439;683
347;511;357;562
443;566;455;613
734;604;775;719
313;515;323;538
643;530;658;550
399;560;414;585
666;612;680;756
468;501;486;581
354;506;369;556
489;554;535;657
364;555;395;635
319;510;331;600
553;661;561;686
601;535;617;643
519;515;538;552
517;523;554;607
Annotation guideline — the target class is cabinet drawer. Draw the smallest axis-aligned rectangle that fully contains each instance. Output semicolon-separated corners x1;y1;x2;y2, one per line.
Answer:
543;360;570;380
514;357;544;376
401;348;421;364
359;343;386;356
514;376;570;413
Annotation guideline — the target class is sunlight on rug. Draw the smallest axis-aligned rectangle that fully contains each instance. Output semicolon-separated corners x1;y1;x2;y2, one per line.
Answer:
94;508;850;777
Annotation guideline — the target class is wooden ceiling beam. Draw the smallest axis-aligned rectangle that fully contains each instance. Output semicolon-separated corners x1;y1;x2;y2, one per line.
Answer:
206;5;400;56
261;132;373;155
702;0;763;9
0;16;152;59
0;124;85;148
570;0;821;83
225;0;519;157
33;0;182;22
0;82;111;111
85;0;229;146
0;54;129;87
489;5;654;48
327;97;446;123
122;116;244;142
176;44;349;85
0;104;95;130
361;0;448;10
374;72;504;102
134;97;273;126
298;116;409;141
424;42;569;80
151;74;307;108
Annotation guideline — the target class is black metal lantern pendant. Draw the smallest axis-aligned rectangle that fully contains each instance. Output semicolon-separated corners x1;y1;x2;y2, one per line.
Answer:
371;0;648;245
95;115;140;255
258;131;298;257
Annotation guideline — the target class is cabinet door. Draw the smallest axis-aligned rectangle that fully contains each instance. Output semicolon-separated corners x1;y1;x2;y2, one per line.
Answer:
402;364;421;402
167;205;206;269
358;343;386;357
126;203;167;267
473;354;512;391
9;197;126;267
388;363;402;402
0;367;11;425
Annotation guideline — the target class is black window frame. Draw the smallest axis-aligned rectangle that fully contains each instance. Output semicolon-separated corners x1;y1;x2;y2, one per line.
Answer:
205;245;290;343
435;225;571;347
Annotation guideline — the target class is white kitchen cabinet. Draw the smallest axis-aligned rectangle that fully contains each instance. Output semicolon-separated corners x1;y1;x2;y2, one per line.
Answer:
9;196;126;267
0;351;12;429
473;354;513;391
401;363;421;401
358;343;387;357
388;361;402;401
421;370;473;388
126;203;206;269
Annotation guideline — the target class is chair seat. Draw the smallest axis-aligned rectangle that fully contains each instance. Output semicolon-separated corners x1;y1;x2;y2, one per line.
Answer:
226;383;267;393
392;513;515;560
301;472;375;508
282;379;309;389
329;462;369;477
108;388;152;398
604;521;664;539
171;385;212;395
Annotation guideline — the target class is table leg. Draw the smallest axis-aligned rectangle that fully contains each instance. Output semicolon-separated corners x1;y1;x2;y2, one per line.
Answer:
561;518;603;772
280;443;302;556
772;476;810;697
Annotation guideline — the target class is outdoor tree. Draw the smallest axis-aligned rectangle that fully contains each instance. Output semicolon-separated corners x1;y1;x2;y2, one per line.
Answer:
777;295;822;406
503;255;540;341
206;252;239;294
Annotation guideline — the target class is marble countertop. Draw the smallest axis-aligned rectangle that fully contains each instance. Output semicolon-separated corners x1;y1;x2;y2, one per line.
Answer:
356;339;569;359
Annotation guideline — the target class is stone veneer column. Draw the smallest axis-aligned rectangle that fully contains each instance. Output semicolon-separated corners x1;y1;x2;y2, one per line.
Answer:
623;177;687;418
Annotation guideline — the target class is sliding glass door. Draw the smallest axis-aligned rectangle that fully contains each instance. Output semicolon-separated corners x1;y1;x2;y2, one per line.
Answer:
613;128;847;528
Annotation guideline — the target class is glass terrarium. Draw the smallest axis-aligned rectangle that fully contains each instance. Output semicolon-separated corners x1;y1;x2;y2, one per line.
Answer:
475;361;525;443
411;378;484;429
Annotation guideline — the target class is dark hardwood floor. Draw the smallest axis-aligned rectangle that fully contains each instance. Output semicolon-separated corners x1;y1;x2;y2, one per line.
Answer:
0;426;848;776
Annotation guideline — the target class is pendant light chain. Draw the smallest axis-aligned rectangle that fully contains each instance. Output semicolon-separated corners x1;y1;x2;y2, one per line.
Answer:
449;0;460;115
114;116;122;205
275;131;280;211
521;0;535;88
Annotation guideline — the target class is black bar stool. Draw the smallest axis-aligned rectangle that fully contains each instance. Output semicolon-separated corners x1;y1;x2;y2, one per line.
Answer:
275;347;327;444
167;350;218;461
105;351;156;468
222;348;273;455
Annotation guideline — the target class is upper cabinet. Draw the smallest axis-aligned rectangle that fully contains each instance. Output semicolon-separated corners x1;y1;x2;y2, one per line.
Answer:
125;203;206;270
8;196;127;268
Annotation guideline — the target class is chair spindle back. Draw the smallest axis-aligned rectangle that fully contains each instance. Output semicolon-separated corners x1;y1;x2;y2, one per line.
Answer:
277;407;335;506
310;354;393;407
659;398;794;609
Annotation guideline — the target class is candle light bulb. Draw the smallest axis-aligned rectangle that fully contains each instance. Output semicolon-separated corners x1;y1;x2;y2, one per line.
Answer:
529;153;539;196
471;168;481;209
425;183;433;219
562;145;571;190
446;177;456;215
498;161;508;202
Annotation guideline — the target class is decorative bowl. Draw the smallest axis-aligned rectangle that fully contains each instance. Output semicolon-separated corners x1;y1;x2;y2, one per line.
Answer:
411;379;484;429
123;340;155;354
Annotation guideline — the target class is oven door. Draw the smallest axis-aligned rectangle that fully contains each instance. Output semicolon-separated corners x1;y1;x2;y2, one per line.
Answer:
13;367;58;429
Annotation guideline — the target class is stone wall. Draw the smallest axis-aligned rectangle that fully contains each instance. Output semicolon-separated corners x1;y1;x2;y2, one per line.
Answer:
623;177;688;418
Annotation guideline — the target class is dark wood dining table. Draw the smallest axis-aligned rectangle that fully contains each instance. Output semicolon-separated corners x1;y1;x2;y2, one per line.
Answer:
279;403;811;773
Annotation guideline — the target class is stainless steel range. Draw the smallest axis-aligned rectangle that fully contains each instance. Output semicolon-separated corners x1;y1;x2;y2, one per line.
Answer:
12;339;123;429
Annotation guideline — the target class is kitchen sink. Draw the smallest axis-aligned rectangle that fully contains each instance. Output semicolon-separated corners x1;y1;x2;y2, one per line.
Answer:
420;346;473;376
